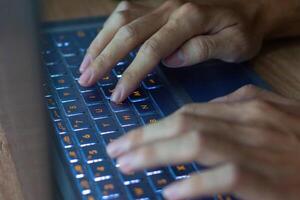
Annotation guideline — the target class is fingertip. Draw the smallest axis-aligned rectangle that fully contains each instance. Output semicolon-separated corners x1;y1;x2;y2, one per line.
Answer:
79;54;93;73
162;50;185;68
78;67;93;86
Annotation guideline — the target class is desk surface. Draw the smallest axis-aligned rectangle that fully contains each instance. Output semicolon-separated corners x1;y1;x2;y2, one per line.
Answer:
43;0;300;99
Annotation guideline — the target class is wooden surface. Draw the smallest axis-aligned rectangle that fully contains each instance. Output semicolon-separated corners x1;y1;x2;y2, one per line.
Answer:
42;0;300;99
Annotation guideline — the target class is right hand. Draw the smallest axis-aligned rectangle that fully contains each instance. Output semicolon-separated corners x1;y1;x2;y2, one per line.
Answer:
78;0;271;103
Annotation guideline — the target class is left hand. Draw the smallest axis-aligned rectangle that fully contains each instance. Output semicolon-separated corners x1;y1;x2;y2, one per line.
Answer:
106;85;300;200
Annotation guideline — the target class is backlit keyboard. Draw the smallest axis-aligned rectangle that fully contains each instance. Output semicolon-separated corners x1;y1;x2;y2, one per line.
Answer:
41;25;237;200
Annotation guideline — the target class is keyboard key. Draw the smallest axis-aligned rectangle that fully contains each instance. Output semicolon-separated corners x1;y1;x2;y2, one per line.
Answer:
101;85;115;99
76;82;97;92
65;55;83;67
45;96;57;109
74;30;93;51
53;121;68;134
70;162;85;178
121;171;146;185
82;145;106;164
63;101;84;116
52;76;72;89
60;133;74;148
57;88;77;102
149;171;174;191
96;117;119;134
70;68;81;79
42;51;61;66
49;108;61;121
109;101;131;112
75;129;98;147
127;181;155;199
88;161;114;182
141;114;161;125
75;177;92;195
116;111;138;127
47;63;66;77
128;88;148;102
82;90;103;105
88;104;110;119
133;100;156;115
143;74;162;90
102;132;123;146
65;148;79;163
123;125;139;133
82;194;97;200
69;115;90;130
98;72;117;86
113;62;129;77
171;164;196;179
96;178;123;199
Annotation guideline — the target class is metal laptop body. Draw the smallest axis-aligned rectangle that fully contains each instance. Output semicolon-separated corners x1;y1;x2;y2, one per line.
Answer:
0;0;54;200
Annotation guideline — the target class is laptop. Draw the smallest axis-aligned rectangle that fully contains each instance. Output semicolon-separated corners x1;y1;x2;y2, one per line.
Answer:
1;0;269;200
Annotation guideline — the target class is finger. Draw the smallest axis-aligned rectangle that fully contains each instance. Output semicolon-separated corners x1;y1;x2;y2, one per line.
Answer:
116;130;255;173
79;1;146;73
111;3;211;102
80;7;170;87
106;112;286;159
163;163;276;200
162;34;226;67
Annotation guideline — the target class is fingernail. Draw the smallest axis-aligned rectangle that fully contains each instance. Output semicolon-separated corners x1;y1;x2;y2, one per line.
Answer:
118;154;135;173
110;86;123;103
163;186;179;199
163;50;185;67
78;67;93;86
79;54;93;73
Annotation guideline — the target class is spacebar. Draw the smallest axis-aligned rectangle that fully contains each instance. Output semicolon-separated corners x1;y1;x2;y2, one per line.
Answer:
150;87;179;116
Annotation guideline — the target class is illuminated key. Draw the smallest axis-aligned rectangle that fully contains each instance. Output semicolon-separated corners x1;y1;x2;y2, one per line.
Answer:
53;121;68;134
127;181;155;199
70;68;81;80
57;88;76;102
69;115;90;130
52;76;71;89
45;96;57;108
60;134;74;148
101;85;115;99
142;74;162;90
120;171;145;185
96;179;123;199
74;129;98;147
141;114;161;125
149;170;174;191
63;101;84;116
49;108;61;121
128;88;148;102
95;117;118;134
88;161;113;182
65;148;79;163
116;111;138;127
88;104;109;119
171;164;196;179
102;132;123;146
75;177;92;195
64;55;83;67
76;82;97;93
71;163;85;178
82;145;105;164
82;90;103;105
98;72;117;86
133;100;156;115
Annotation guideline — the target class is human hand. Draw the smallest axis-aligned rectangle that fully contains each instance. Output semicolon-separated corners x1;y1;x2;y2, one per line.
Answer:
106;85;300;200
79;0;269;103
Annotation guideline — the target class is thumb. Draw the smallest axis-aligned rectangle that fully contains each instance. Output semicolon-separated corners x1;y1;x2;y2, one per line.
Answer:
162;34;223;67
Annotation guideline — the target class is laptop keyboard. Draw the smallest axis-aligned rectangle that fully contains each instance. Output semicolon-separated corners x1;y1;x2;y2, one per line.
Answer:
41;24;237;200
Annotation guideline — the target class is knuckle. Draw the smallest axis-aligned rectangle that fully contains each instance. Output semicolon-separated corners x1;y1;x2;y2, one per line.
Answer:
194;37;216;60
238;84;259;96
117;24;138;41
140;38;161;61
114;10;132;25
92;53;111;71
118;1;132;10
248;99;274;115
173;112;191;132
164;0;184;9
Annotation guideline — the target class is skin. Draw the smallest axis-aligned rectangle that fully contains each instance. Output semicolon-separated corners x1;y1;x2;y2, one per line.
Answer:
78;0;300;199
107;85;300;200
78;0;300;103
